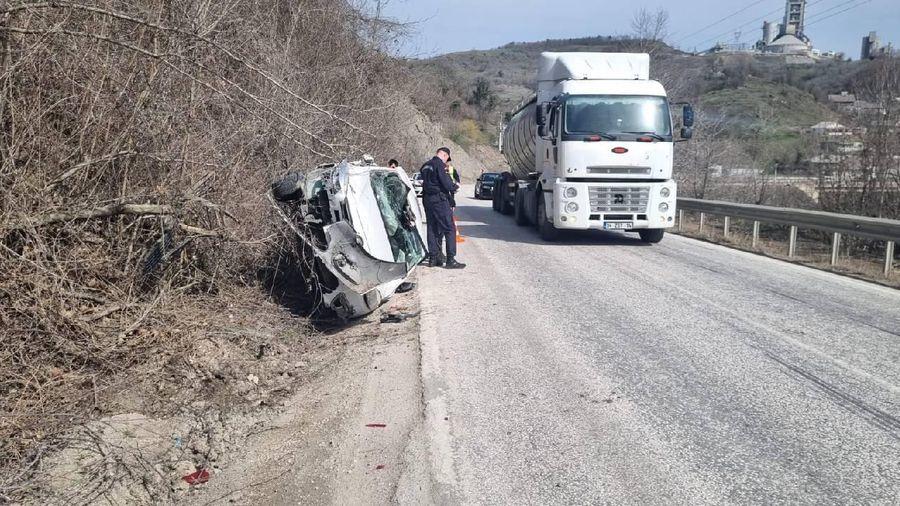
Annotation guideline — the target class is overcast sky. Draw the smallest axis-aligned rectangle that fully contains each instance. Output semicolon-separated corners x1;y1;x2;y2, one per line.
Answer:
381;0;899;60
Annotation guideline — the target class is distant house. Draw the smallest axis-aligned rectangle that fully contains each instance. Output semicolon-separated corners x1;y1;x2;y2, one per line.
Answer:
827;92;856;105
808;122;865;168
808;154;844;167
824;92;886;117
853;100;884;115
810;121;851;136
837;141;864;154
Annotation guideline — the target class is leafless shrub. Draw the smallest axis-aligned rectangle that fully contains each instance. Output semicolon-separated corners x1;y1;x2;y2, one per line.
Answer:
675;107;743;199
820;57;900;219
0;0;413;491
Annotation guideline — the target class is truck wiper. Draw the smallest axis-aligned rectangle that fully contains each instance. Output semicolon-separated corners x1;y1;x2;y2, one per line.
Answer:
622;131;665;141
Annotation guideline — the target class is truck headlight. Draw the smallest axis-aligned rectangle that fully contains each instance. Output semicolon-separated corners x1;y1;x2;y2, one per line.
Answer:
565;187;578;198
658;202;670;213
566;202;579;213
660;187;671;198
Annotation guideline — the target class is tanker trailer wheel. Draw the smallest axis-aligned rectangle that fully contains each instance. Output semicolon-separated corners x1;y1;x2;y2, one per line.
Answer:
514;189;529;226
498;173;514;215
639;229;665;243
536;193;559;241
491;185;501;212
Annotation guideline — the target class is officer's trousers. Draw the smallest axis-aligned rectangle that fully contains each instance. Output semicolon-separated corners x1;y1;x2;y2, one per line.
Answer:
424;195;456;258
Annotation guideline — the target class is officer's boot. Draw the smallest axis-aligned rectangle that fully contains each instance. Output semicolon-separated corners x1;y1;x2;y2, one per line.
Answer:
444;255;466;269
427;253;445;268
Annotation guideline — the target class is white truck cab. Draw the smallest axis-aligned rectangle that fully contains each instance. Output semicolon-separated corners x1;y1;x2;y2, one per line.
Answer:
498;52;694;242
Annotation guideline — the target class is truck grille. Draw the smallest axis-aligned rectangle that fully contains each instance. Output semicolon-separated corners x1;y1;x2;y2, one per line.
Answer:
589;187;649;213
587;166;651;175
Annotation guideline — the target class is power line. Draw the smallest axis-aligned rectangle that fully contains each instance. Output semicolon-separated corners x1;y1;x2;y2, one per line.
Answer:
804;0;872;27
690;7;783;48
674;0;770;46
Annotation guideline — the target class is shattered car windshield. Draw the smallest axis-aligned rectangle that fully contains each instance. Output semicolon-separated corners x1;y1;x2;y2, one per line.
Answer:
370;172;426;269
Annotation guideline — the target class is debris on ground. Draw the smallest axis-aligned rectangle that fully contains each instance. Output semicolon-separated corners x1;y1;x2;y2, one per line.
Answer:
396;281;417;293
380;311;421;324
183;469;212;485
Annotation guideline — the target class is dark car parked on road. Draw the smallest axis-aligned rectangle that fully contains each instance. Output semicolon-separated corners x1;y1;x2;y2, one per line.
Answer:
474;172;501;200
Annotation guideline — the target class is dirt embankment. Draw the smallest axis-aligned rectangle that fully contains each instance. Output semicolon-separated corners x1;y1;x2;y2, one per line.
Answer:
16;286;424;504
392;100;491;183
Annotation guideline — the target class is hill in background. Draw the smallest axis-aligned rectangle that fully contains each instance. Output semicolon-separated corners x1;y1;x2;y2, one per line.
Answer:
406;35;882;176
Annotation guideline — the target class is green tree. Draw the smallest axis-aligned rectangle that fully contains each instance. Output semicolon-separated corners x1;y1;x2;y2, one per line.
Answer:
468;77;497;122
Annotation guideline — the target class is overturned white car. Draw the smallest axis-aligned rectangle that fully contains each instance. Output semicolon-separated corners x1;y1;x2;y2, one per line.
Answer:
270;157;426;319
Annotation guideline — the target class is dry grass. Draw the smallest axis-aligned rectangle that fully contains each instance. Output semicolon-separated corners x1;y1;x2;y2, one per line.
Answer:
0;0;416;497
673;212;899;289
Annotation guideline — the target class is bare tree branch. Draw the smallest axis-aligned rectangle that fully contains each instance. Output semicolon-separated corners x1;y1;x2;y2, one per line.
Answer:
1;1;375;138
9;203;175;229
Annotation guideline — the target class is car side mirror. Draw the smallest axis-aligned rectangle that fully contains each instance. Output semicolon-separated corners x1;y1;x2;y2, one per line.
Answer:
682;104;694;128
681;126;693;140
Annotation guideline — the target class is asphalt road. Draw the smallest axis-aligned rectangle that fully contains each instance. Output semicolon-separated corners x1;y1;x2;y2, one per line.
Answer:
411;191;900;504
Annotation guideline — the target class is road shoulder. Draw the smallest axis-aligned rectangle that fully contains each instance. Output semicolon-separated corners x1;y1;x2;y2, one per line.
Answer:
186;289;424;505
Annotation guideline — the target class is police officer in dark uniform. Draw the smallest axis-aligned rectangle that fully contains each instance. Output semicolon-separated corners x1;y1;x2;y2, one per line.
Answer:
420;147;466;269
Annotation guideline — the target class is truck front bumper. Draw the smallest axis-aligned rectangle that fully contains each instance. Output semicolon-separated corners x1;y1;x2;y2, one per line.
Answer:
551;180;676;231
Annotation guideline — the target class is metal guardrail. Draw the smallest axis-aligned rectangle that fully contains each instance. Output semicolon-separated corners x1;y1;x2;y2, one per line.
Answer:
676;198;899;277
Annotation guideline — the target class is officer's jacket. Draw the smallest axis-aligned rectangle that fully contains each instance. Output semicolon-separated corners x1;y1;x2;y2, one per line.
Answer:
420;156;457;198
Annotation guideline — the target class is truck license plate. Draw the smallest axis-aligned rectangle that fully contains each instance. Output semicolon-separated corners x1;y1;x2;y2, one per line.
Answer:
604;222;632;230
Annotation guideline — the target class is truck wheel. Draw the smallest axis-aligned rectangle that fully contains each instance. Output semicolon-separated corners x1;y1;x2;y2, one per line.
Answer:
499;190;513;215
491;186;501;212
272;171;304;202
537;194;559;241
514;189;529;226
639;229;665;243
498;174;514;215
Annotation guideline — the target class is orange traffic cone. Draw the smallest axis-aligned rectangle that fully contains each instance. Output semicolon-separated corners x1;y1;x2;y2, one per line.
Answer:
454;216;465;243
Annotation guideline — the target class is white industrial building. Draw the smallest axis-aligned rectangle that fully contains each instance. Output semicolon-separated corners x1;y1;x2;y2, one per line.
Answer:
756;1;812;55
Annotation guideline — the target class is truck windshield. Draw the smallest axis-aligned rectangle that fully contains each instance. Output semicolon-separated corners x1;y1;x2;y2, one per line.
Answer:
564;95;671;138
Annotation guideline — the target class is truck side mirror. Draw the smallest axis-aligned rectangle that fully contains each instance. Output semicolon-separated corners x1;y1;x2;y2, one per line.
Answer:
536;104;546;126
538;124;548;138
680;126;693;140
682;104;695;128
